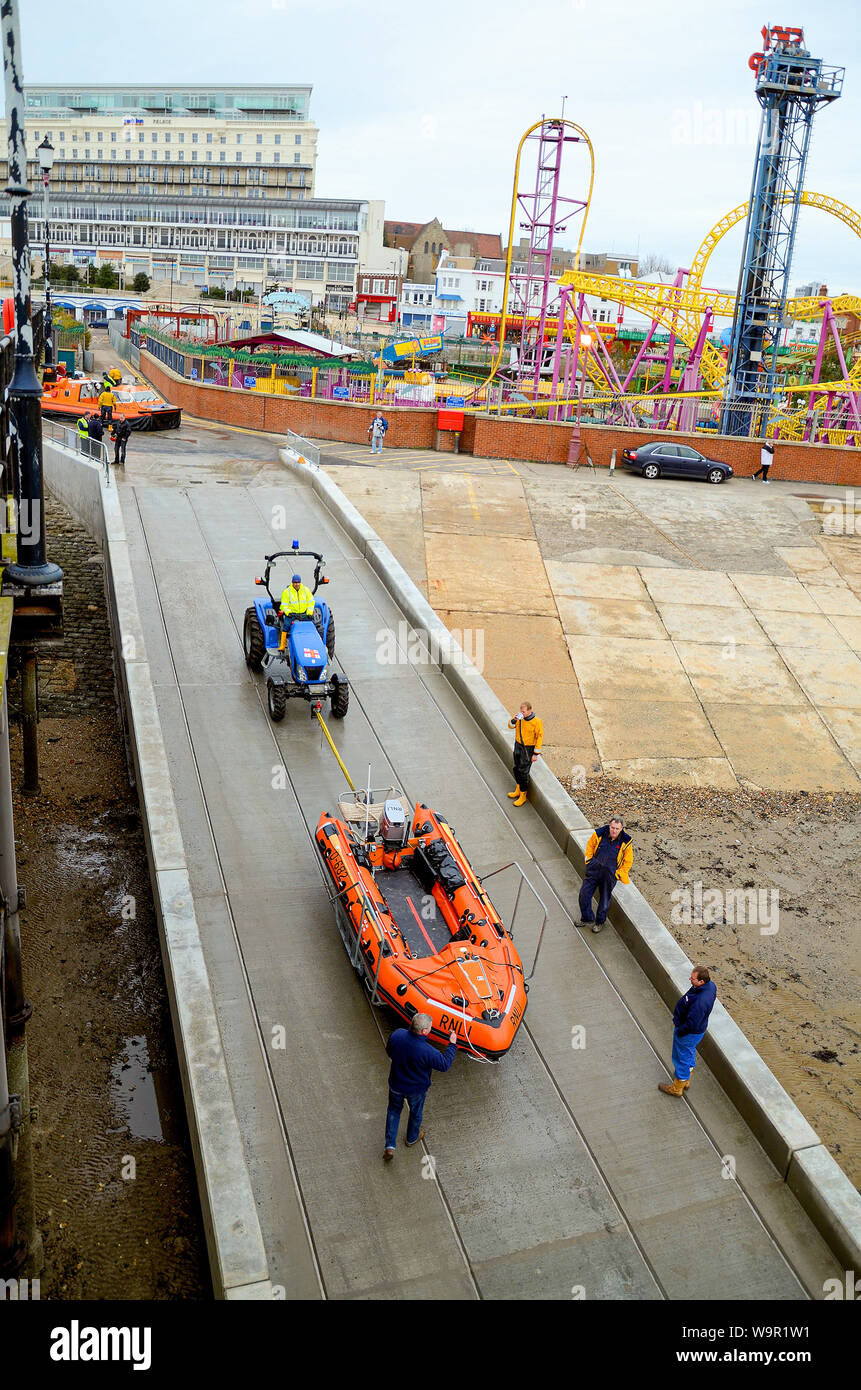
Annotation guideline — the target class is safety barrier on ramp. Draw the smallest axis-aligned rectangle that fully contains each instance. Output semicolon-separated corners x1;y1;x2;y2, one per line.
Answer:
280;442;861;1276
42;434;272;1300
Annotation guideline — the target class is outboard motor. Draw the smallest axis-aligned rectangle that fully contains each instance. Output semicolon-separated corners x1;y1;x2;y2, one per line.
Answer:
380;799;406;847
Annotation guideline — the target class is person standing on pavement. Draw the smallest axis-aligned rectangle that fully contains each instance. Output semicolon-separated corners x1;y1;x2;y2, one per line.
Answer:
384;1014;457;1161
367;411;388;455
752;439;774;483
659;966;717;1097
86;413;104;445
112;415;131;467
507;701;543;807
76;412;90;453
578;815;633;933
98;384;116;427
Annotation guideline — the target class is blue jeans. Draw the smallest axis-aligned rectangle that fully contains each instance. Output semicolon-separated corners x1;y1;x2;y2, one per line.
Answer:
385;1088;426;1149
579;863;616;924
371;434;384;453
671;1028;706;1081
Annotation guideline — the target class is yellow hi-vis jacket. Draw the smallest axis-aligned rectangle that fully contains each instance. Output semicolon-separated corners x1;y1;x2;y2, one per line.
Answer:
509;712;543;751
77;415;90;438
585;828;634;884
280;583;315;617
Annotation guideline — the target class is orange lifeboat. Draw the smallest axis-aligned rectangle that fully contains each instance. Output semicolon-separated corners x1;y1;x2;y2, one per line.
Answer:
316;793;541;1060
40;375;181;430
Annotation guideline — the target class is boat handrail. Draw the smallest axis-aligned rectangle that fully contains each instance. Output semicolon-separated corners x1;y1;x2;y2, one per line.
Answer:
476;861;548;982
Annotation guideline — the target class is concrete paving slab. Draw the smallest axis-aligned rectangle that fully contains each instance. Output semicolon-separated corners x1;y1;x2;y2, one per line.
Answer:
805;583;861;617
657;603;769;646
816;707;861;773
642;568;744;608
545;559;650;602
585;698;724;761
555;596;667;640
777;644;861;708
324;467;428;592
420;473;534;538
425;532;555;615
775;546;845;584
703;703;860;790
752;610;851;652
674;641;807;705
730;573;821;613
602;756;739;788
566;636;695;703
828;614;861;650
433;611;577;684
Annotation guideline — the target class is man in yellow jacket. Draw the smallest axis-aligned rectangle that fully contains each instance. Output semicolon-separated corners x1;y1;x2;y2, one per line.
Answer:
98;386;116;425
578;816;633;933
507;701;543;807
280;573;315;625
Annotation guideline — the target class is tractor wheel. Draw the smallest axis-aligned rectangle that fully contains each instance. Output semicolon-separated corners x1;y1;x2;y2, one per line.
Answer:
325;609;335;658
243;607;265;670
330;677;349;720
267;680;287;722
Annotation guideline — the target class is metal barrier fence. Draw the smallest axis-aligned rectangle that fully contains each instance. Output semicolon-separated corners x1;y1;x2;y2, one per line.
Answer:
285;429;320;468
42;416;113;485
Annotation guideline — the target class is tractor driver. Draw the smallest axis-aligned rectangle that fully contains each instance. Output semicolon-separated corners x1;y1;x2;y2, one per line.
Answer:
280;573;315;630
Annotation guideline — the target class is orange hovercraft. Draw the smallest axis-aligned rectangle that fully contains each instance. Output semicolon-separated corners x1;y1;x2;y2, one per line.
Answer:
315;789;546;1060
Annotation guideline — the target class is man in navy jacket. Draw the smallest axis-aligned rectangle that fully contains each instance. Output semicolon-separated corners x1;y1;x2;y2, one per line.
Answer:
659;966;717;1097
384;1015;457;1161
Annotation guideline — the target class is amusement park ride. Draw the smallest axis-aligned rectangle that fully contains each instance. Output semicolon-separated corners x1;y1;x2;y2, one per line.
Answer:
480;24;860;446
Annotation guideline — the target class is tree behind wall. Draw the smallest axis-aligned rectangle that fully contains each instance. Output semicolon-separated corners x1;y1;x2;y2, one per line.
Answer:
132;272;151;293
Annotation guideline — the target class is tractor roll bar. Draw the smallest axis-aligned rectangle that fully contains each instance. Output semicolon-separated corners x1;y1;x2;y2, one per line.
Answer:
259;548;327;605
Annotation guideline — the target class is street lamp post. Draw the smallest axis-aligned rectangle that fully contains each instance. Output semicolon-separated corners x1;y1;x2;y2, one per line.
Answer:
1;1;62;591
36;137;54;369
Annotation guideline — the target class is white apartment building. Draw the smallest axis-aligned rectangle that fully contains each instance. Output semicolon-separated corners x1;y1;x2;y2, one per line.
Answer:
12;85;385;311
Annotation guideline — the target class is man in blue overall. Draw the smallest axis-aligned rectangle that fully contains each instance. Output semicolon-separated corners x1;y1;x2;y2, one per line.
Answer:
384;1015;457;1161
659;966;717;1097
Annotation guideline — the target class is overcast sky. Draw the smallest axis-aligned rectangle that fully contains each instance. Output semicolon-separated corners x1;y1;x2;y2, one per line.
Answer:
21;0;860;293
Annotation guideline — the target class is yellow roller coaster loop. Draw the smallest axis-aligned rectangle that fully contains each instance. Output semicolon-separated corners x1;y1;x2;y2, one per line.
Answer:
556;191;861;412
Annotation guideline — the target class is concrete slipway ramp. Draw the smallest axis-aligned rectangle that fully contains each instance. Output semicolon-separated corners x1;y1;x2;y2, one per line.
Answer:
43;435;860;1300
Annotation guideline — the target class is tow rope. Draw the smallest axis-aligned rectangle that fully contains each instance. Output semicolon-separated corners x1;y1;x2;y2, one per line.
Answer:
314;705;355;790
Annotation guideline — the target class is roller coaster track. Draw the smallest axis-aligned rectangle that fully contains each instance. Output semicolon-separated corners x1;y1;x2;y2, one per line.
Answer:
558;191;861;399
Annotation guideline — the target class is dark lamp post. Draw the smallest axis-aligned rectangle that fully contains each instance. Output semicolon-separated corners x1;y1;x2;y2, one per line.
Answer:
36;137;54;369
1;0;63;588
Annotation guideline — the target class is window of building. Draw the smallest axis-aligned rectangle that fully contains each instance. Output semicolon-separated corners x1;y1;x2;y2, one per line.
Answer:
256;133;262;144
179;132;184;142
97;132;103;142
236;133;242;144
424;241;428;253
255;152;262;163
235;152;242;162
111;149;117;160
164;133;171;143
111;131;116;142
125;149;131;160
192;151;197;161
206;132;212;143
220;134;226;144
219;151;226;161
274;134;281;145
287;171;293;183
152;132;157;142
206;151;212;162
138;132;144;143
179;151;184;161
295;134;301;145
274;152;280;164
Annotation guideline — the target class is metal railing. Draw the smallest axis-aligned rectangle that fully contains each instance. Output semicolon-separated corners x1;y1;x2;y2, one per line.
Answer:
285;428;319;468
41;416;112;485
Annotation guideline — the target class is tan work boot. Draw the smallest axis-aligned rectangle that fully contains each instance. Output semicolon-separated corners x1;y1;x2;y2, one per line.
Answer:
513;791;527;806
658;1076;688;1097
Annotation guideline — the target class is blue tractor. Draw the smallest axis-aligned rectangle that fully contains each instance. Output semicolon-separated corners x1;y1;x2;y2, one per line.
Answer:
243;541;349;722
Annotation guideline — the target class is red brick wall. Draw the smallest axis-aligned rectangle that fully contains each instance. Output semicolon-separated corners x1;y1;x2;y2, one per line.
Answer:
143;351;861;485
